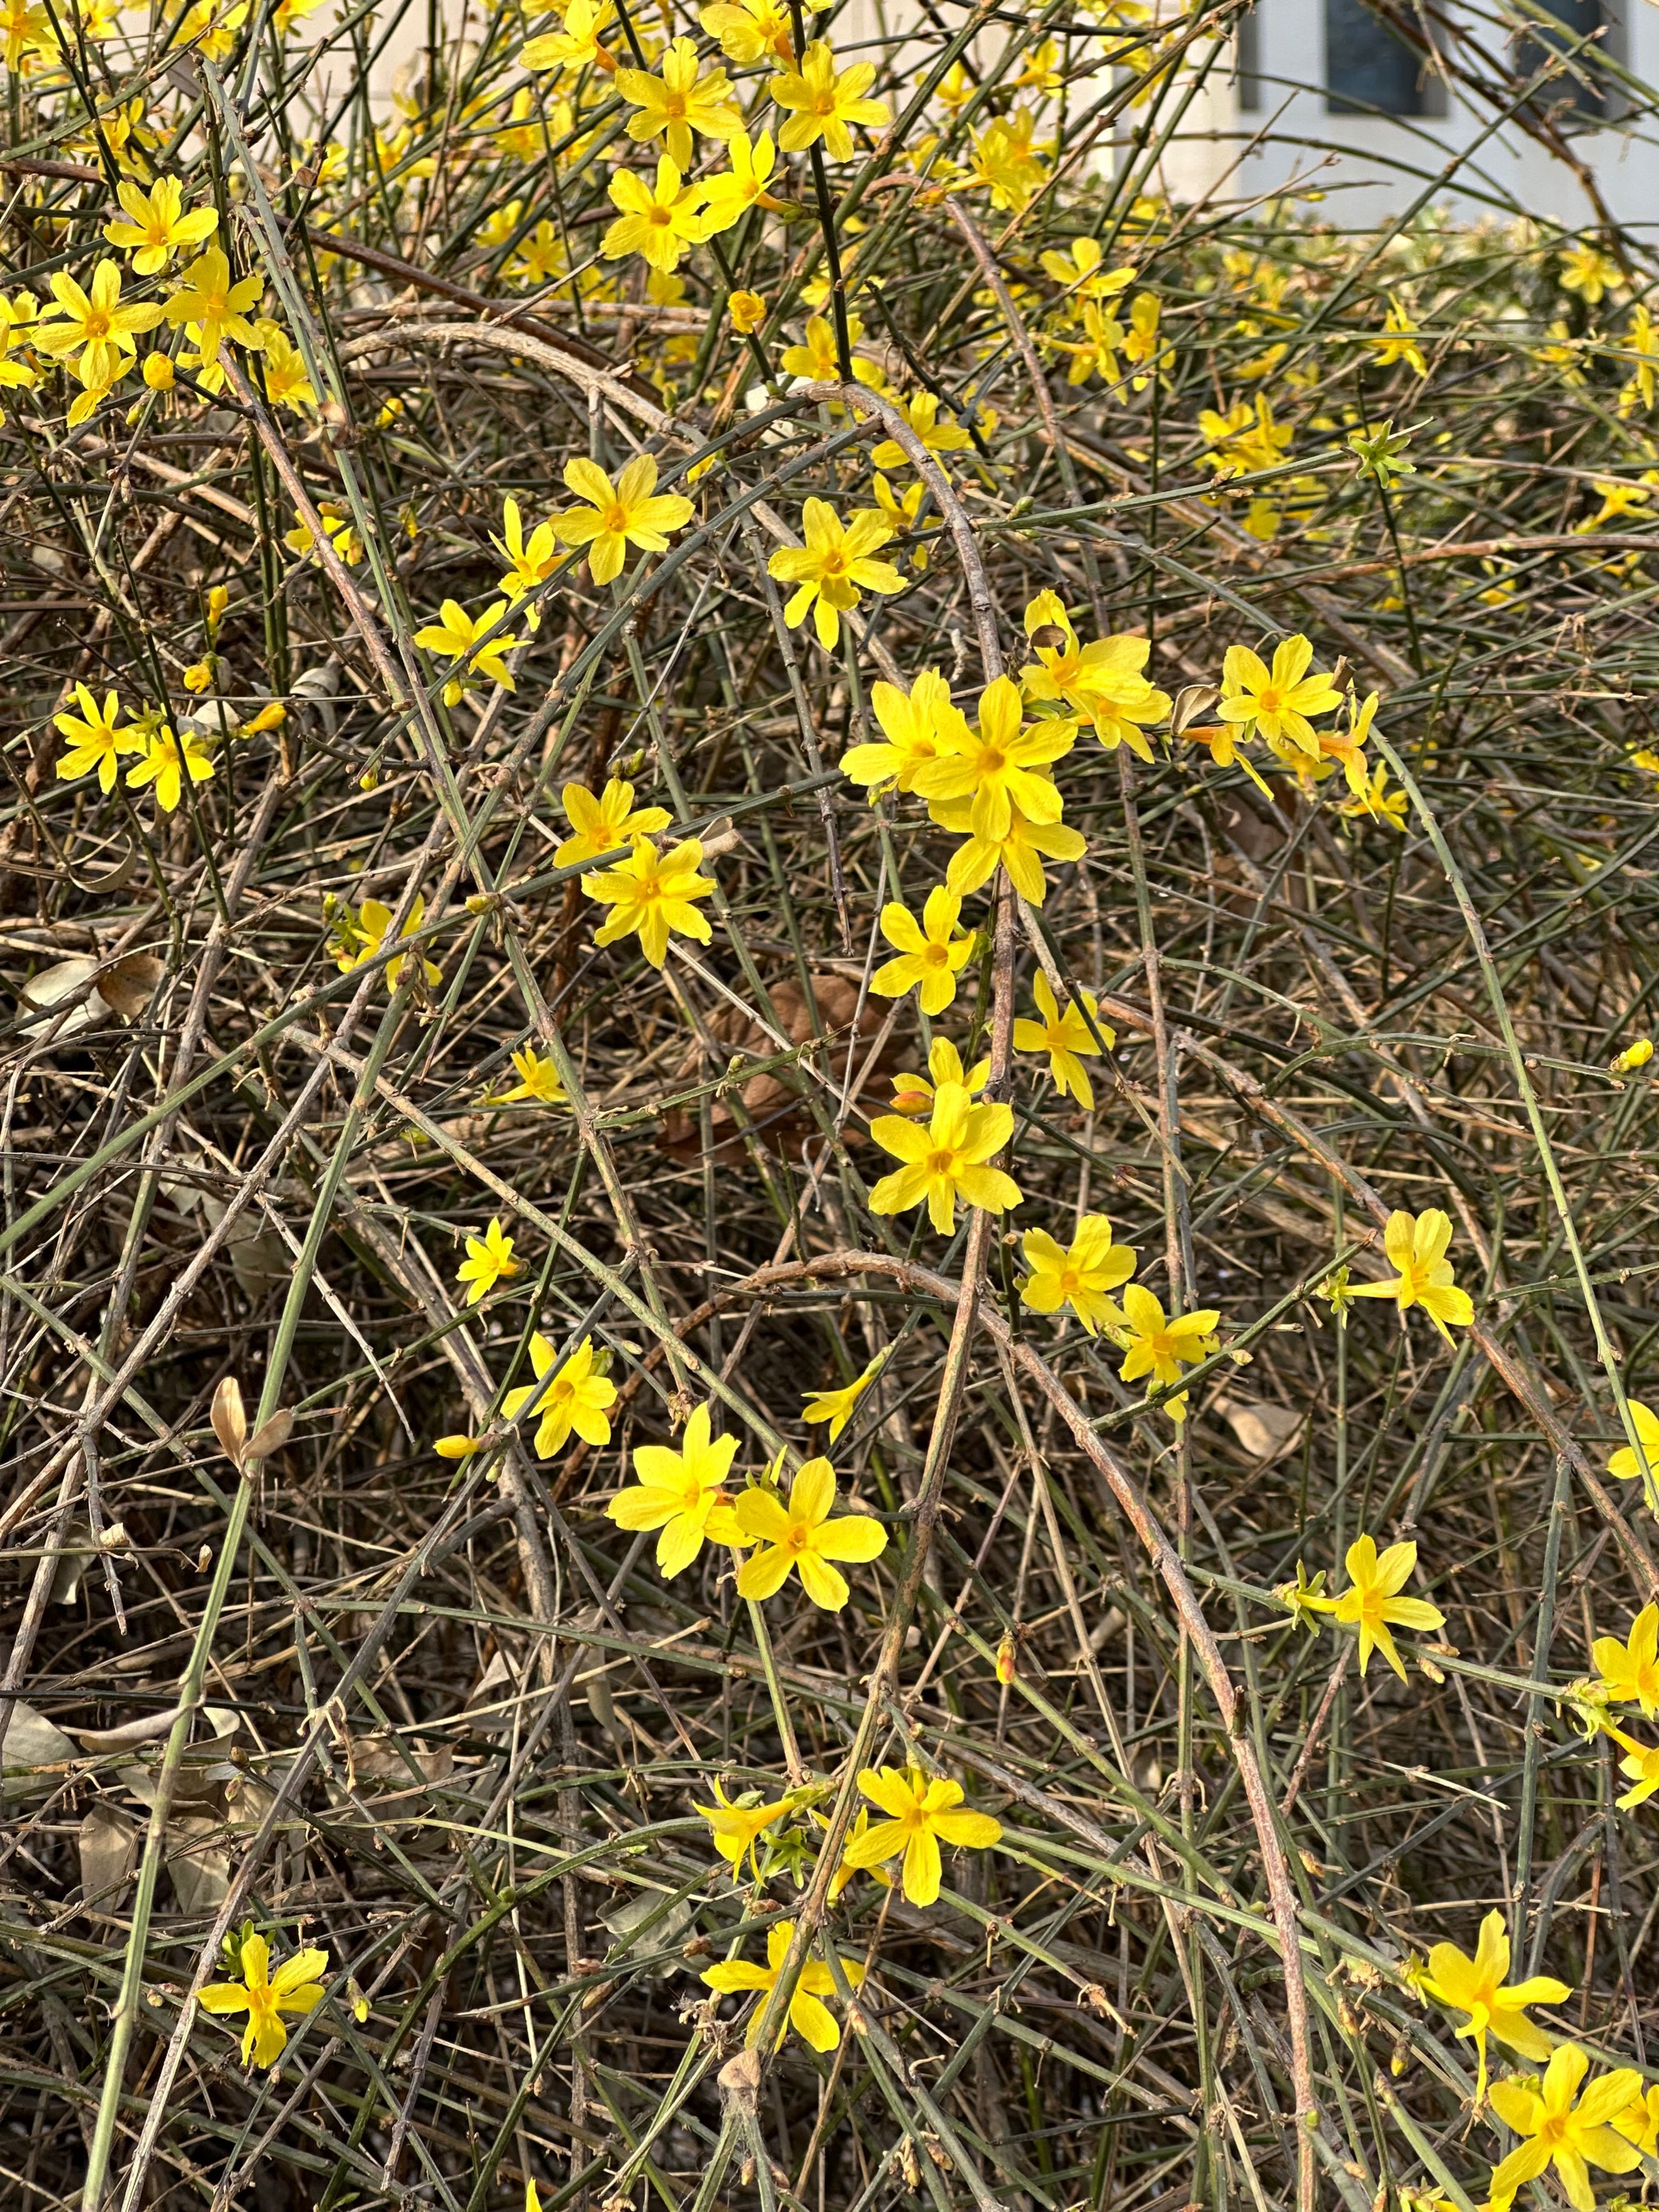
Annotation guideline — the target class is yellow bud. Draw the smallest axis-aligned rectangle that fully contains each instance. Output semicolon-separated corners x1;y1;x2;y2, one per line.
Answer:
245;701;286;733
995;1632;1016;1685
729;289;766;334
143;352;175;391
1612;1037;1653;1074
435;1434;480;1460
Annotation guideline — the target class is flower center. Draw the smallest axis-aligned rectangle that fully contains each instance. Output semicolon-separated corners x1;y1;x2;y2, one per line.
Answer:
84;306;111;339
1258;685;1282;713
602;502;631;534
924;1147;956;1175
810;89;838;117
820;549;848;578
784;1523;810;1555
981;747;1006;774
923;942;948;967
647;203;672;227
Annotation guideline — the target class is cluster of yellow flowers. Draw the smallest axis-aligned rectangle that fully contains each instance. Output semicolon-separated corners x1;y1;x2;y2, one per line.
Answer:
7;181;313;429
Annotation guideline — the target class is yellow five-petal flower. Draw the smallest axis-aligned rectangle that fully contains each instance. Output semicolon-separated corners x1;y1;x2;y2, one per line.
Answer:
734;1458;887;1610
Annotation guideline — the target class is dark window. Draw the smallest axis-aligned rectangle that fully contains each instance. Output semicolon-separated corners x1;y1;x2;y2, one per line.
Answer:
1515;0;1612;126
1236;5;1260;112
1324;0;1439;113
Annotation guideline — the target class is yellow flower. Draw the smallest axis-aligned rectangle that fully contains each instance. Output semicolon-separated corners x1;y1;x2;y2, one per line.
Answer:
174;0;247;57
801;1355;884;1444
521;0;616;75
734;1458;887;1609
1371;295;1427;376
913;673;1073;841
103;176;218;275
507;220;567;291
1617;301;1659;416
284;502;362;566
1217;635;1341;762
413;600;517;707
728;288;767;333
35;258;164;388
1328;1533;1445;1679
126;724;214;813
1020;593;1170;759
871;472;929;566
53;684;139;792
555;777;672;866
1122;291;1162;385
582;836;714;970
701;0;817;66
770;40;889;161
1039;236;1135;303
602;156;709;276
1559;242;1623;307
870;390;974;473
868;1078;1019;1236
162;246;262;362
199;1932;328;2069
768;498;905;650
254;326;315;414
1607;1399;1659;1485
1421;1911;1568;2102
1013;972;1110;1107
933;782;1085;908
605;1403;741;1578
556;455;693;586
702;1919;864;2051
503;1333;616;1458
1610;1036;1653;1074
825;1804;890;1901
694;1779;793;1880
336;896;441;991
1178;718;1273;796
1108;1283;1219;1423
1019;1214;1137;1333
1593;1604;1659;1716
886;1036;987;1118
1600;1713;1659;1807
492;497;561;619
1350;1208;1473;1342
1060;298;1124;386
1340;758;1409;833
456;1218;518;1305
870;885;975;1017
780;310;854;382
616;36;741;171
969;111;1048;213
842;1766;1000;1906
840;666;953;796
0;0;50;70
497;1044;567;1107
699;130;784;237
1487;2043;1641;2212
1614;2083;1659;2156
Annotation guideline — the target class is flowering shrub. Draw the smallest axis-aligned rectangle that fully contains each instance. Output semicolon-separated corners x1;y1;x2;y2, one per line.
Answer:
6;3;1659;2212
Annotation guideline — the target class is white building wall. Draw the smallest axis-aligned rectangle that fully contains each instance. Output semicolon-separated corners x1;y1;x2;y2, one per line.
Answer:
1197;1;1659;235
